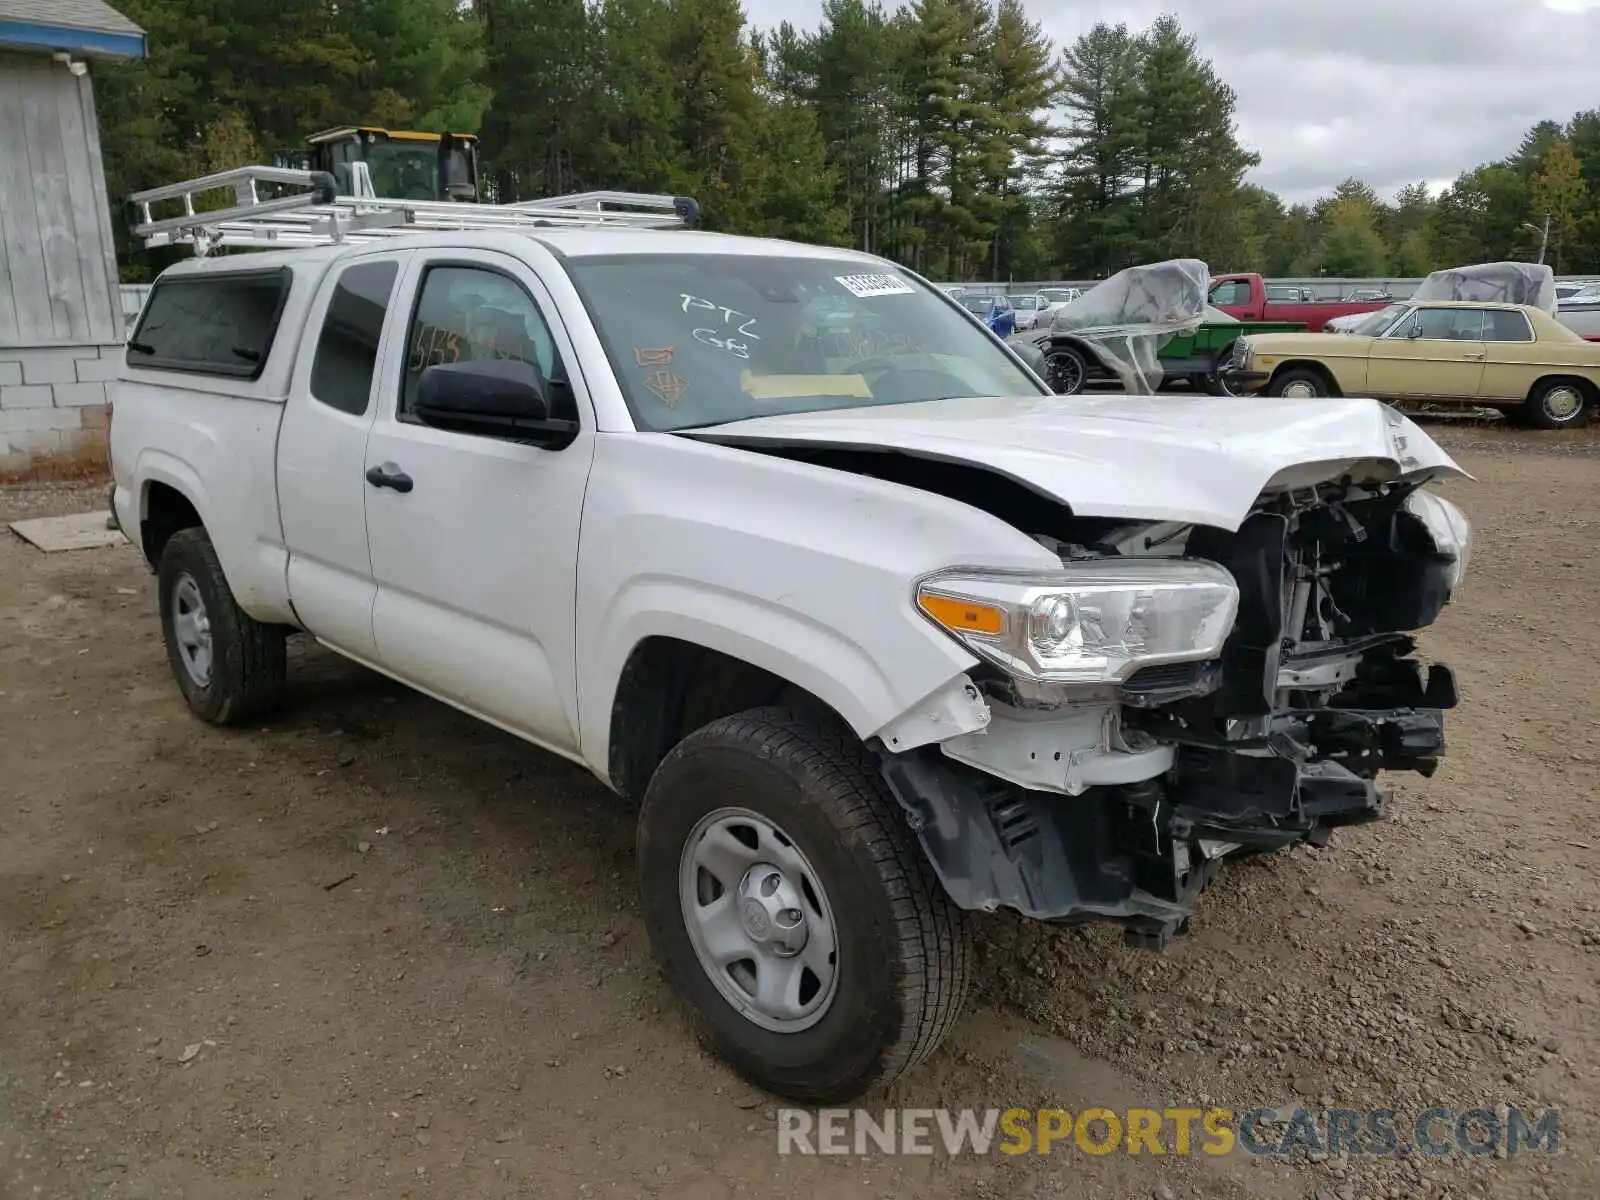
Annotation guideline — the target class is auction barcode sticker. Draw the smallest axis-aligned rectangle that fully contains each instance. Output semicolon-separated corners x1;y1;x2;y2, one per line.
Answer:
835;273;916;298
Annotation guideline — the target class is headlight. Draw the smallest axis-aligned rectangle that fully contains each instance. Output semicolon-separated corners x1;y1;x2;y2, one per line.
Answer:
915;560;1240;685
1232;339;1253;368
1404;489;1472;591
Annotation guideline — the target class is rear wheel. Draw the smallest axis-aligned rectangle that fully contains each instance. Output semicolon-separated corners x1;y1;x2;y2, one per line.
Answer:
636;706;971;1103
157;527;287;725
1522;378;1592;429
1268;367;1335;399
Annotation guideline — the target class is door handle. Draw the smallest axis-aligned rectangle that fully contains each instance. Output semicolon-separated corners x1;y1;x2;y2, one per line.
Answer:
1464;352;1486;359
365;464;414;493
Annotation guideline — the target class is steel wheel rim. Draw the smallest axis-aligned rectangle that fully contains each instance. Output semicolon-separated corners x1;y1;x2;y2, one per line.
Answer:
678;806;839;1033
171;573;213;687
1045;351;1083;394
1544;386;1582;422
1282;380;1318;399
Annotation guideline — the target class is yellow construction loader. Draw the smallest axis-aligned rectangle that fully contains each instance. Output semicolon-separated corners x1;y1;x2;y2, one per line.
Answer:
279;126;480;202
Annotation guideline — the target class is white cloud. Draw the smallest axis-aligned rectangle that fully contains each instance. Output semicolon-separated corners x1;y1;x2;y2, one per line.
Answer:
739;0;1600;204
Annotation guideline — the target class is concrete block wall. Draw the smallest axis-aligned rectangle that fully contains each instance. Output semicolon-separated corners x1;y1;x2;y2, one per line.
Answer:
0;345;122;472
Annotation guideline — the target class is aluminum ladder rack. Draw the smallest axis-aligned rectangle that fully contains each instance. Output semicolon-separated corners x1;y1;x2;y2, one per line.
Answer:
128;165;700;256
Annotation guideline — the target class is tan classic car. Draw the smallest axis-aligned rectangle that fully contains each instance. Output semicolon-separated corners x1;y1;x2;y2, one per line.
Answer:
1225;300;1599;428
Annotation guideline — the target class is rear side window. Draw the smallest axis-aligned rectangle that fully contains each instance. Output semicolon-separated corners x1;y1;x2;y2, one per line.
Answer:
310;260;400;415
126;269;290;379
1484;309;1533;342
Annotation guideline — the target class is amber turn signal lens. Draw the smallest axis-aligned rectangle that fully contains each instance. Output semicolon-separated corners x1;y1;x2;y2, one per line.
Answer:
917;592;1005;636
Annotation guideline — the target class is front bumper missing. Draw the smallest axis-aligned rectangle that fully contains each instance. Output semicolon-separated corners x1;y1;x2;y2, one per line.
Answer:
1219;367;1268;394
878;693;1448;950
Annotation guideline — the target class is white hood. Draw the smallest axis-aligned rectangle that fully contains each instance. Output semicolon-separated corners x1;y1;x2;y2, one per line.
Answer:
690;394;1468;531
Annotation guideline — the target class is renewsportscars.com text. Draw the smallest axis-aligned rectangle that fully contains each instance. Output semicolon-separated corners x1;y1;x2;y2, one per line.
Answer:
776;1106;1562;1158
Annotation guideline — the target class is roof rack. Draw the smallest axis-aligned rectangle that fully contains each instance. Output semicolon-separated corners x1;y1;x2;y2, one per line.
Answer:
128;165;700;256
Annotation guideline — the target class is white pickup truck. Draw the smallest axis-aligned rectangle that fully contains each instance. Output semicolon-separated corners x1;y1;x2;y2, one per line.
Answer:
109;169;1473;1105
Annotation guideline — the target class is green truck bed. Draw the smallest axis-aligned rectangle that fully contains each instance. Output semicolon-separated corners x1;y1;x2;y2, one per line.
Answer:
1156;320;1306;393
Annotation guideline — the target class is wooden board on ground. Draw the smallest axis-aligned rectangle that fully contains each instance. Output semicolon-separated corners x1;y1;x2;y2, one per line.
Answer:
8;510;127;552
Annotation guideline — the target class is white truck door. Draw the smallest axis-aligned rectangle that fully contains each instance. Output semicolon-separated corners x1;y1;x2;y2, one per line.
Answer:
361;249;597;755
278;250;413;660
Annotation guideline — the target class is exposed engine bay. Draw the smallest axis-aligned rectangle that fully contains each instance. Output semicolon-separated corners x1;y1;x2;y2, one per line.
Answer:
876;473;1465;949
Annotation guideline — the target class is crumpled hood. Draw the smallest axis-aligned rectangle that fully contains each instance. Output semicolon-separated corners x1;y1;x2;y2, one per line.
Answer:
685;393;1469;531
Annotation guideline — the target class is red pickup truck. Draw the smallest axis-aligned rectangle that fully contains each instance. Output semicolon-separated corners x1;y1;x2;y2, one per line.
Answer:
1207;273;1394;331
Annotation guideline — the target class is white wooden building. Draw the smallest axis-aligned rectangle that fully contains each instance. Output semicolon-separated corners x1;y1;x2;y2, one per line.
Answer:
0;0;144;471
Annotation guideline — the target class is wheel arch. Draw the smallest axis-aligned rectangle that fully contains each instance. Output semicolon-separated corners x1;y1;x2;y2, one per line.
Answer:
137;460;209;569
1042;333;1100;361
605;635;847;803
1267;359;1343;396
1528;372;1598;402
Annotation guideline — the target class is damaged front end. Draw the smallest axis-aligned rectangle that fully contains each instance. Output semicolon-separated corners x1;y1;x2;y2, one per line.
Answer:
879;475;1468;950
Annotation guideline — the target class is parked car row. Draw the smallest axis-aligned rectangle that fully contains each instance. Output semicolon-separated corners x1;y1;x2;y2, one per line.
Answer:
998;258;1596;430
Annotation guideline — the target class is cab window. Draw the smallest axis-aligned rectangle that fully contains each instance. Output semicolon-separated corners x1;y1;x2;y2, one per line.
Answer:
309;260;399;416
1209;280;1248;306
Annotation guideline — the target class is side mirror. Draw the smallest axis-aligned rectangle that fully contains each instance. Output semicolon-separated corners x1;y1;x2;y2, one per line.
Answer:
1407;321;1423;339
414;358;577;448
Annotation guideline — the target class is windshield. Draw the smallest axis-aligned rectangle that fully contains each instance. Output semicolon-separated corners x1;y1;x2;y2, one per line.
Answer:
1347;303;1408;336
959;295;995;314
1010;295;1041;309
565;255;1043;431
365;142;439;200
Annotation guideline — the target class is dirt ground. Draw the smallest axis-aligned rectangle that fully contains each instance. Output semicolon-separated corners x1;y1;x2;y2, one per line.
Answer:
1;422;1596;1200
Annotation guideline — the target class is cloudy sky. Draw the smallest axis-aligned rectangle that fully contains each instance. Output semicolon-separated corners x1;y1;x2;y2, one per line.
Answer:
740;0;1600;204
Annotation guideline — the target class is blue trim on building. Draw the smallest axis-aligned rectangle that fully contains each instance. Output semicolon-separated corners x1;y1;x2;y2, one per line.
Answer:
0;20;146;59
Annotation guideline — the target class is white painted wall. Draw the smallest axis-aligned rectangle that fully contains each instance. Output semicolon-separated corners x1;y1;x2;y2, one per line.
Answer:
0;49;125;470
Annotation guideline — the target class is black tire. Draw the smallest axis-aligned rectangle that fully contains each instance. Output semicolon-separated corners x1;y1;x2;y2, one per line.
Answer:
1522;378;1593;429
1208;345;1247;396
636;705;971;1104
1042;343;1090;395
156;527;287;725
1268;366;1335;398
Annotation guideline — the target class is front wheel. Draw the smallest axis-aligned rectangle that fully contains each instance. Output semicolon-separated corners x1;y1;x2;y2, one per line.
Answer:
1268;367;1334;399
1523;378;1592;429
1209;346;1249;396
636;706;971;1104
157;527;287;725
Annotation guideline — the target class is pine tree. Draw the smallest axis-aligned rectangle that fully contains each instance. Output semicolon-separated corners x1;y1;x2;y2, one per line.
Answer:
808;0;900;253
478;0;601;199
1132;15;1258;262
1053;21;1144;276
589;0;694;195
896;0;997;277
978;0;1057;279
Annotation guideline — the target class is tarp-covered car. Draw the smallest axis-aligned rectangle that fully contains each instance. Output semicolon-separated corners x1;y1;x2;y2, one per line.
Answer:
1009;261;1305;395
